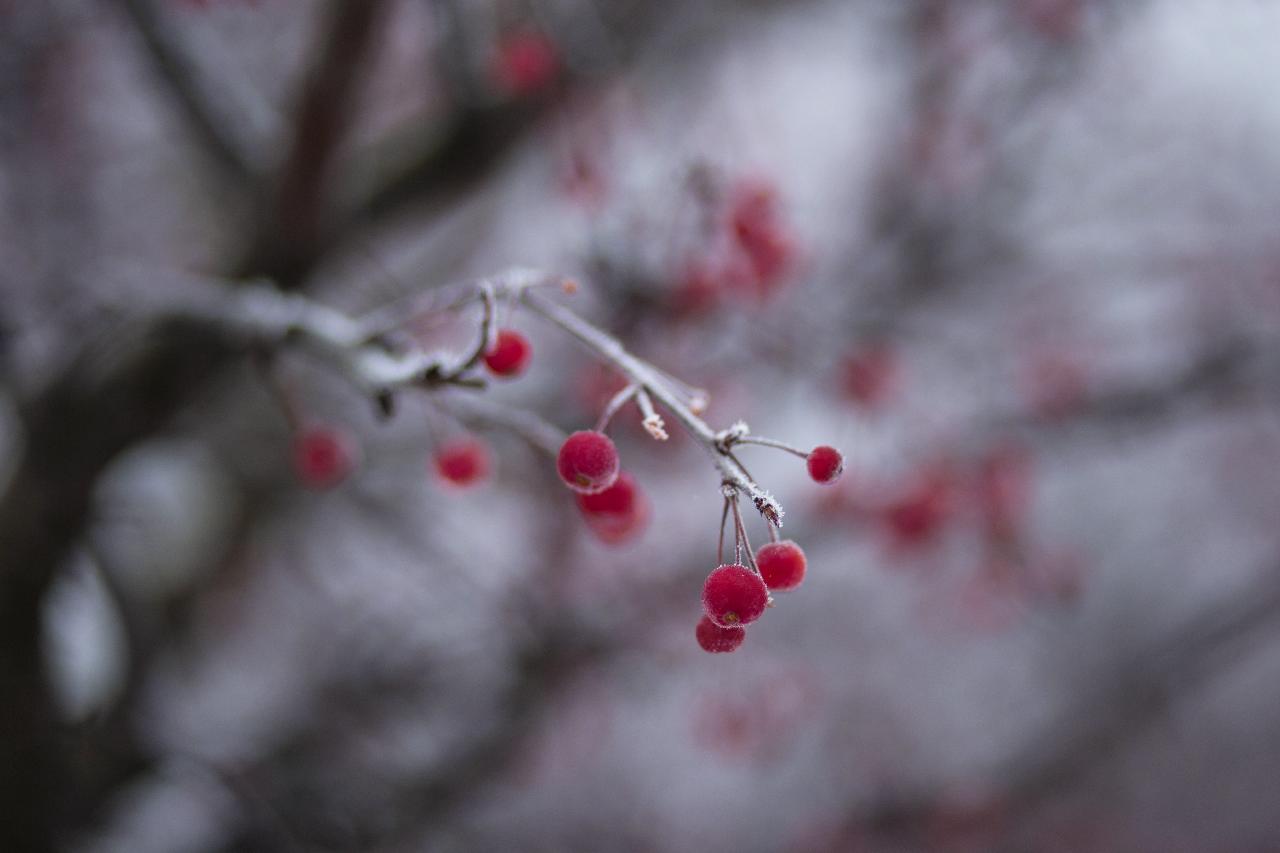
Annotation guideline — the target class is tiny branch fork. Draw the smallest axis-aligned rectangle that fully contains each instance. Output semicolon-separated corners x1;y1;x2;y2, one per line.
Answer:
517;285;783;527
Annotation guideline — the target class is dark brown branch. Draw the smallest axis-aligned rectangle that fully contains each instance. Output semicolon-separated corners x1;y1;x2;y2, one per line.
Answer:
236;0;391;287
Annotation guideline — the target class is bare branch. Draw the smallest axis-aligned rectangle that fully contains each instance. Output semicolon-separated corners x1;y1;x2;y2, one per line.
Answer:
115;0;258;182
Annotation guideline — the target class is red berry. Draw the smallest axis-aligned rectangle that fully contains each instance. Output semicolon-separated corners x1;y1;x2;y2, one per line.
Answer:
293;426;357;490
695;615;745;654
841;344;898;408
575;470;650;545
806;445;844;484
756;540;807;591
702;564;769;628
434;436;492;487
492;30;559;96
556;430;620;494
728;179;796;298
483;329;532;378
883;467;954;549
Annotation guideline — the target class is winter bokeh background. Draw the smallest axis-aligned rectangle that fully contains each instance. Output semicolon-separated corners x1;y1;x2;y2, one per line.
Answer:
5;1;1280;851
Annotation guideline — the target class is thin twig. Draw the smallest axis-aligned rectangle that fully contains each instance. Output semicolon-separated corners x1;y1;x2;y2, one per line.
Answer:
441;285;496;379
731;435;811;459
718;494;731;566
729;495;758;574
596;384;639;433
442;395;568;458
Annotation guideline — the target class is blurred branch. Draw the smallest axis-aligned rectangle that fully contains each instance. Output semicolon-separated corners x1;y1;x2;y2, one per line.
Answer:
1010;335;1266;438
0;315;233;853
340;98;550;232
0;3;392;847
115;0;259;182
237;0;392;286
843;563;1280;847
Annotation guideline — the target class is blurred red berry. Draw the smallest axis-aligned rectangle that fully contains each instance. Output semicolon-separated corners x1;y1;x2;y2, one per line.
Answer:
556;430;620;494
575;470;650;545
492;30;559;96
293;426;357;490
695;615;745;653
756;540;807;591
729;180;780;239
1025;353;1086;420
484;328;532;378
434;436;492;487
883;466;955;549
976;442;1032;541
806;445;844;484
727;179;796;299
670;260;724;318
702;564;769;628
841;343;898;408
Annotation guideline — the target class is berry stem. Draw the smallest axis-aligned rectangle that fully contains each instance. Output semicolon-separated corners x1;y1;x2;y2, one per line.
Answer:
728;493;758;574
732;435;810;459
718;494;730;566
442;283;497;379
596;383;638;433
444;394;567;458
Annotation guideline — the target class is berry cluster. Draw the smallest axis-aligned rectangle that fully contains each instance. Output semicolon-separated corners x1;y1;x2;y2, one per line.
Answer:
670;176;799;317
692;438;843;654
265;276;845;656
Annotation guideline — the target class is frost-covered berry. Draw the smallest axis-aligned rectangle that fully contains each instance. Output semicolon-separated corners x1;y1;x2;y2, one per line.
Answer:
806;445;844;484
434;436;492;487
556;430;620;494
576;470;649;545
293;426;357;490
483;329;532;378
702;564;769;628
756;540;807;591
696;615;745;654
